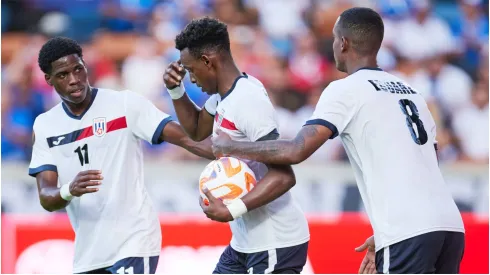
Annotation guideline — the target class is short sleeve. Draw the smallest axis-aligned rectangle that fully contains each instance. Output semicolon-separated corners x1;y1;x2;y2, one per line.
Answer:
304;81;357;139
234;92;278;142
28;118;57;177
124;91;173;144
203;94;220;117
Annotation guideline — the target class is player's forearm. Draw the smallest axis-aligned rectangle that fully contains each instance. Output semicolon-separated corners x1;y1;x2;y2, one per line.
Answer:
183;137;215;160
39;187;70;212
222;139;304;165
172;94;204;140
241;165;296;211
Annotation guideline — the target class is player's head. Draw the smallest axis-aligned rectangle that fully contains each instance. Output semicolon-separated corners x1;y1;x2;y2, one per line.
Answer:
38;36;89;104
332;7;384;72
175;17;231;95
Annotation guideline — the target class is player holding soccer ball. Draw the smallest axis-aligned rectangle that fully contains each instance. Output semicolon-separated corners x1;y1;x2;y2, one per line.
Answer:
164;17;310;274
212;8;465;274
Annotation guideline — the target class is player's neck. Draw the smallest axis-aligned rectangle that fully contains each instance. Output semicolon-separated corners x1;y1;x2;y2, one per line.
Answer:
63;87;93;116
216;63;243;97
346;57;379;75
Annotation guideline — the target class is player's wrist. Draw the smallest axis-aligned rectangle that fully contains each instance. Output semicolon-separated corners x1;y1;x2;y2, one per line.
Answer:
166;84;186;100
60;183;73;201
226;199;248;219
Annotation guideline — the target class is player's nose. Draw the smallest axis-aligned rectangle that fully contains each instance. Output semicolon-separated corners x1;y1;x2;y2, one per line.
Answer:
68;73;80;85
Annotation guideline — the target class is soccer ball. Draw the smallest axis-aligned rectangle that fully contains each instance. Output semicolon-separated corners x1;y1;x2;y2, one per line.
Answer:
199;157;256;206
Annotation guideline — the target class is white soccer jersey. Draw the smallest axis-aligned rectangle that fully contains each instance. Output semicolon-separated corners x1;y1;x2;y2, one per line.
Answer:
29;88;171;273
204;74;310;253
306;68;465;252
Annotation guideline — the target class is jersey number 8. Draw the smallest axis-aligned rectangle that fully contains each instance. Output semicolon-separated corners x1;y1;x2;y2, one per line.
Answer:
398;99;428;145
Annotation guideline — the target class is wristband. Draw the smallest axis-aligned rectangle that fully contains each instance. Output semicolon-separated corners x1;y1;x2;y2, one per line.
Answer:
226;199;248;219
60;183;73;201
166;84;186;100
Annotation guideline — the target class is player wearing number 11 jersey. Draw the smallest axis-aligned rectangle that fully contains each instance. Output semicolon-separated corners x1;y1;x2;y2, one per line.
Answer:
29;37;214;274
212;8;465;274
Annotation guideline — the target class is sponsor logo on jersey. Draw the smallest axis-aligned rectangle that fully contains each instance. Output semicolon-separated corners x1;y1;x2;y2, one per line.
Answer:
92;117;106;137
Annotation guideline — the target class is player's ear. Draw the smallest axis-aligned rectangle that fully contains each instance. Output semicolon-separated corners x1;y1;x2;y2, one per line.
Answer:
341;36;348;53
201;55;212;69
44;74;53;86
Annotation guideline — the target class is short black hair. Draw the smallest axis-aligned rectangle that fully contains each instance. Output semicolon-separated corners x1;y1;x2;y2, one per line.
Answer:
38;36;83;74
337;7;384;56
175;17;230;58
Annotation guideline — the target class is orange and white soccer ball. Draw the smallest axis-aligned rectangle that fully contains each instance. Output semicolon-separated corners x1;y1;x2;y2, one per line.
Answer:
199;157;257;206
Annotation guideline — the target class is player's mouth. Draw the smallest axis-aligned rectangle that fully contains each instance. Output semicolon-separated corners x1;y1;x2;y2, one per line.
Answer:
70;87;85;97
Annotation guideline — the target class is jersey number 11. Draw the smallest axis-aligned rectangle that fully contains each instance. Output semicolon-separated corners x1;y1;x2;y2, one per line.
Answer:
74;144;89;166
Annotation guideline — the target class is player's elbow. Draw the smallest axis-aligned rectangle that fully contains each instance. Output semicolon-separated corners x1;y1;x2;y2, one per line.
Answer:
287;151;307;165
40;201;57;212
282;174;296;189
273;167;296;190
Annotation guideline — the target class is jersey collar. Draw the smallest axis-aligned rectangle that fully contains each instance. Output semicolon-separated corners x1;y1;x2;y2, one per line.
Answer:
220;73;248;101
62;88;98;120
356;67;383;72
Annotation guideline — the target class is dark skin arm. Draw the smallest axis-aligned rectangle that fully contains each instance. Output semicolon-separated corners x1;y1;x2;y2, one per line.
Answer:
36;170;102;212
36;171;69;212
212;125;333;165
200;163;296;222
159;121;214;160
163;61;214;141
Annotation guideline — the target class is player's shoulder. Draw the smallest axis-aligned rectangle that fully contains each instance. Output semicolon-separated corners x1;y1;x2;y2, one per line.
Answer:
96;87;131;101
33;103;64;132
233;74;270;101
321;78;352;95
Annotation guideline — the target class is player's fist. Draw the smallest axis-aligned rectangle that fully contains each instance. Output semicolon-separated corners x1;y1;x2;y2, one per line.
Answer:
69;170;103;197
199;187;233;222
163;61;186;89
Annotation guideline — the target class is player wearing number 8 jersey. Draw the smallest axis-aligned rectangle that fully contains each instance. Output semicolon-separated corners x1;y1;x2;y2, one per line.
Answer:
212;7;465;274
29;37;214;274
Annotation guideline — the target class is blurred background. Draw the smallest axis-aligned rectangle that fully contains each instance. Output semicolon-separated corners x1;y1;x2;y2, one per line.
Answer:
1;0;489;273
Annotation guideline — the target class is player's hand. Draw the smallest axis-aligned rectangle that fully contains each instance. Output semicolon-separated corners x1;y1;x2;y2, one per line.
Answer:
199;187;233;223
355;236;377;274
163;61;186;89
211;129;233;158
69;170;103;197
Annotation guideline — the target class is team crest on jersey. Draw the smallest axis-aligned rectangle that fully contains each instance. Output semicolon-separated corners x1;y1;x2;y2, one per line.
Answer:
92;117;106;137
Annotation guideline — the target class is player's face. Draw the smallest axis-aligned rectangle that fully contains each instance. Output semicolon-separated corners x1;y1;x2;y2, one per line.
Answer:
180;48;217;95
332;22;346;73
45;54;89;104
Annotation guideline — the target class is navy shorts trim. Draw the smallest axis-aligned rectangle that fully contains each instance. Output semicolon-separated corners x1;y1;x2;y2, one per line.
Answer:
376;231;464;274
213;242;308;274
80;256;159;274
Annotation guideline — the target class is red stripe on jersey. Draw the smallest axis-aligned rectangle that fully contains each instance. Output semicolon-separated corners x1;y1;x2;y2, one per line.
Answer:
76;126;93;141
220;117;238;131
107;116;127;133
75;116;127;141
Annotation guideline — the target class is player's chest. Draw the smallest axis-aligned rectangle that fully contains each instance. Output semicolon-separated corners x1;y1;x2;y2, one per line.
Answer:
47;114;130;163
212;107;246;140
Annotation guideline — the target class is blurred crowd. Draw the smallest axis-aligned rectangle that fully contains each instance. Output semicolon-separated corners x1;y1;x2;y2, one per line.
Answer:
2;0;489;165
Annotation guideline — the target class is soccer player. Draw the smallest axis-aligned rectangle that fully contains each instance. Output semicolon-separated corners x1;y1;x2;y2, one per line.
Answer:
29;37;215;274
163;17;310;274
212;8;465;274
